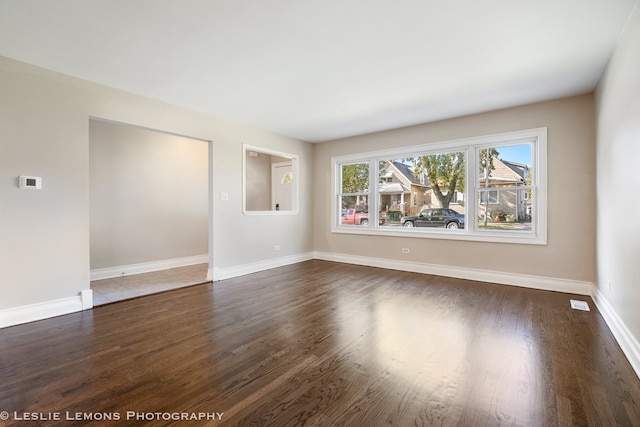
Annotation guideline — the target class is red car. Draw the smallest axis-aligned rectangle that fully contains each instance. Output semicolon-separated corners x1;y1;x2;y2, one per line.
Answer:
341;208;386;226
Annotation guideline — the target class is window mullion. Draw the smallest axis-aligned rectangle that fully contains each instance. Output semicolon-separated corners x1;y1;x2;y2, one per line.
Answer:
370;159;378;228
467;147;477;233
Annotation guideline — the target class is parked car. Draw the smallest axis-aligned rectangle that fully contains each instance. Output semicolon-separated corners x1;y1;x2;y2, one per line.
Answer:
341;208;386;226
401;208;464;229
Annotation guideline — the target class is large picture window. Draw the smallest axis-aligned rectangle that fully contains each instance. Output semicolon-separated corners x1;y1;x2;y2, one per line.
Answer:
331;128;547;244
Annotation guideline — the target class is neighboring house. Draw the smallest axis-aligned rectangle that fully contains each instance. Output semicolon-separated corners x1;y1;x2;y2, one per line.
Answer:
478;158;530;222
380;160;466;217
379;161;431;218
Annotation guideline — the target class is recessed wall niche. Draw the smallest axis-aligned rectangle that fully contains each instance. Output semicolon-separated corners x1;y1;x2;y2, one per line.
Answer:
243;144;298;215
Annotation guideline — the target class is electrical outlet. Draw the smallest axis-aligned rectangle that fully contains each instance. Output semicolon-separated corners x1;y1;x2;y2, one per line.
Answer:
220;192;229;201
402;248;410;254
274;245;281;251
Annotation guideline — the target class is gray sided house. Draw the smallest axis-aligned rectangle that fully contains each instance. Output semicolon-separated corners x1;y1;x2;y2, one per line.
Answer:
478;158;530;222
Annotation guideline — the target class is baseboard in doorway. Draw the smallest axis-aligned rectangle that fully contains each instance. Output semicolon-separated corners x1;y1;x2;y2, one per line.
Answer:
90;254;209;281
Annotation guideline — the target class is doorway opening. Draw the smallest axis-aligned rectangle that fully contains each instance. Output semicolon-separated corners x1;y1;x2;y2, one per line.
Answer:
89;118;213;305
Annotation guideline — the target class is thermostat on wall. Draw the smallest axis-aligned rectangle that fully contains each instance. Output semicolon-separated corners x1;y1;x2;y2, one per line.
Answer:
19;176;42;189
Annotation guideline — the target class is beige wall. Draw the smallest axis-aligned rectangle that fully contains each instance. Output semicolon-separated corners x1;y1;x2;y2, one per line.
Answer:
595;6;640;352
89;120;208;269
313;94;596;282
0;55;313;310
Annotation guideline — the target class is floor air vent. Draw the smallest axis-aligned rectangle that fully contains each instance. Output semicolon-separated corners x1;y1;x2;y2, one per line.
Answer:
570;299;590;311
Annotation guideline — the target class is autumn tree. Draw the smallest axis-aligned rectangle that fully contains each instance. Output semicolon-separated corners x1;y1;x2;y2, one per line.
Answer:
403;152;464;209
410;148;499;209
419;153;464;209
341;163;369;208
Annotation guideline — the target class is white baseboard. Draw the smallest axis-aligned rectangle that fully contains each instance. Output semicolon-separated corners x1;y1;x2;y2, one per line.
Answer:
213;252;314;281
591;286;640;379
90;254;209;281
0;289;92;329
313;251;593;295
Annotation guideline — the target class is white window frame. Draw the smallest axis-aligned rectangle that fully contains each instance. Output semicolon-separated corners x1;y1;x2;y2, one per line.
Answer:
337;161;373;227
331;128;547;245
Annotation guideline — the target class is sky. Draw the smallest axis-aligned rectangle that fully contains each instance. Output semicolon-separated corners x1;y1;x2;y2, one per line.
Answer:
393;143;532;168
496;143;531;166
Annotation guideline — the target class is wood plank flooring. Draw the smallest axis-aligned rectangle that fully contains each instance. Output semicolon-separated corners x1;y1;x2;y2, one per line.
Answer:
1;260;639;426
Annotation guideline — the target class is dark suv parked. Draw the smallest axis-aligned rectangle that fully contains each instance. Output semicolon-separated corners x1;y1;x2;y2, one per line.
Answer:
401;208;465;229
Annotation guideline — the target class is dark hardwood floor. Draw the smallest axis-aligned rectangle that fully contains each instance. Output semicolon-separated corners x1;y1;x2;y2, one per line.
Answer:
1;260;639;426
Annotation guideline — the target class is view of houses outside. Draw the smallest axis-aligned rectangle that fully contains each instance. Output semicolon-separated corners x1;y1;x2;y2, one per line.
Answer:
339;162;372;225
477;144;532;231
339;144;533;231
378;152;465;229
377;144;533;231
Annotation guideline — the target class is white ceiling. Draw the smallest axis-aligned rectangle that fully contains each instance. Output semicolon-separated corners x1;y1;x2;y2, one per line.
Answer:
0;1;637;142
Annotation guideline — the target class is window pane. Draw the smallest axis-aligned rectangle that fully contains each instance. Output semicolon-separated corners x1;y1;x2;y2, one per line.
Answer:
378;152;465;229
478;188;532;231
378;159;417;227
341;162;369;193
477;143;532;232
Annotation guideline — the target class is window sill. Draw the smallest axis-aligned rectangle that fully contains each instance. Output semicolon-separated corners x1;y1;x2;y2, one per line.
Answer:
243;210;299;216
331;225;547;245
